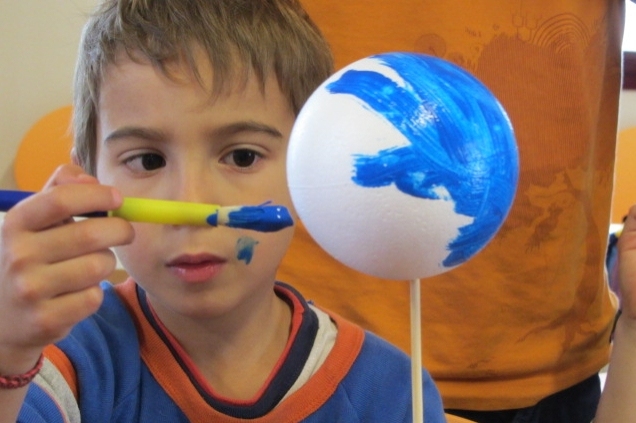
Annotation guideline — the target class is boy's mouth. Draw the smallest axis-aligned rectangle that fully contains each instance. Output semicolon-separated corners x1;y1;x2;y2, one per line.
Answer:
166;254;226;283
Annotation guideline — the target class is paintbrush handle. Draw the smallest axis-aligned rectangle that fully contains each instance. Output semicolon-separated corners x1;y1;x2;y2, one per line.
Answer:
0;190;293;232
108;197;220;226
0;189;107;218
0;190;32;212
0;189;216;223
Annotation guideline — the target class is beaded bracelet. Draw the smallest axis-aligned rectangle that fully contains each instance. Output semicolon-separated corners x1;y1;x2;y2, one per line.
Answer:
0;354;44;389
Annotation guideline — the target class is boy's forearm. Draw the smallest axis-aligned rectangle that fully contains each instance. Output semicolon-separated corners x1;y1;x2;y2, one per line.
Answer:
0;348;44;423
594;317;636;422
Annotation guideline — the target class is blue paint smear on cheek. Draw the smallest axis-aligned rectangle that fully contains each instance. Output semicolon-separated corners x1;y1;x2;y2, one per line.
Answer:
326;53;519;267
236;236;259;264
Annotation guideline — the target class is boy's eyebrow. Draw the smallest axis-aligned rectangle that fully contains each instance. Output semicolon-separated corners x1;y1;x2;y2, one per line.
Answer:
212;121;284;139
104;127;166;143
103;121;284;143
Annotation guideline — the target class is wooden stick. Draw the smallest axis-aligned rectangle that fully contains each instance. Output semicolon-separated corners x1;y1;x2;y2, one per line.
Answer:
410;278;424;423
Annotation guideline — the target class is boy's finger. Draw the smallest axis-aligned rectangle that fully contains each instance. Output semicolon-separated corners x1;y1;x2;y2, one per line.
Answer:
42;164;98;189
18;283;105;346
4;183;123;232
44;284;105;336
38;217;134;265
11;249;118;304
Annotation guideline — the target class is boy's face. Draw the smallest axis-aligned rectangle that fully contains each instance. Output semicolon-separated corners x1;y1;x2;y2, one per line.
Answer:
94;54;296;320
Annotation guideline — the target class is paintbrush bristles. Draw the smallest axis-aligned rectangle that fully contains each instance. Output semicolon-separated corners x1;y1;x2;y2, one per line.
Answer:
214;204;294;232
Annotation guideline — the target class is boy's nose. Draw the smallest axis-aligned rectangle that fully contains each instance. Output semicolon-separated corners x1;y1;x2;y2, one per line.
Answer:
171;165;218;205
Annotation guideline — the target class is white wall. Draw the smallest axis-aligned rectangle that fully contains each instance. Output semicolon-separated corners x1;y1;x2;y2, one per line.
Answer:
0;0;98;188
620;90;636;131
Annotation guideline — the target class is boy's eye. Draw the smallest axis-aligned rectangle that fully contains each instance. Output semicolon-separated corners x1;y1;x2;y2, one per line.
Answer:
223;149;261;168
124;153;166;172
140;154;166;170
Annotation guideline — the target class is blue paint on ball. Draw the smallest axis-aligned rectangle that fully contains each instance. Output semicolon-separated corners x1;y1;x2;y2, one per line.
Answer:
325;53;518;267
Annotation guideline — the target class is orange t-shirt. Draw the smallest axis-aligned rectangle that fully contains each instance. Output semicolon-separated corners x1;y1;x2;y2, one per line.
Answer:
279;0;623;410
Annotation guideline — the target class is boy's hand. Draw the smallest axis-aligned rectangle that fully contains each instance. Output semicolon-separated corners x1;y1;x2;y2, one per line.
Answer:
619;206;636;321
0;165;134;375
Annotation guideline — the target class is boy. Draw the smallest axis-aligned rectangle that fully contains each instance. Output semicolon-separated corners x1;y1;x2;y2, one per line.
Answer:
0;0;448;421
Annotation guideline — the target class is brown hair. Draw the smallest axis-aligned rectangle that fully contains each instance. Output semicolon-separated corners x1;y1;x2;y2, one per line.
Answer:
73;0;334;175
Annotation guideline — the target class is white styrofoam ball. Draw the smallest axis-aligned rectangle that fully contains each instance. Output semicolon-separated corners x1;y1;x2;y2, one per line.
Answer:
287;52;518;280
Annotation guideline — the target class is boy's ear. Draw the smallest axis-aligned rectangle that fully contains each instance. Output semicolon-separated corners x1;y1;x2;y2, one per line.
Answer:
70;147;80;166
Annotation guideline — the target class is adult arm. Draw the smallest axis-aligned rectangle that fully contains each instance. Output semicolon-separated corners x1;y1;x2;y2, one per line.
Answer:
594;205;636;422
